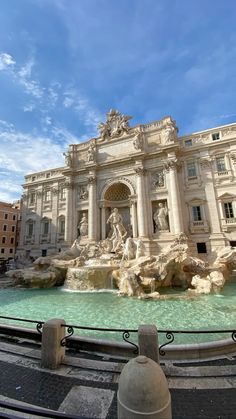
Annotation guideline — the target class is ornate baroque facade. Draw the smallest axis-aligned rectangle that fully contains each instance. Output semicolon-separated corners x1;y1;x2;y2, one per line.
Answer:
18;110;236;259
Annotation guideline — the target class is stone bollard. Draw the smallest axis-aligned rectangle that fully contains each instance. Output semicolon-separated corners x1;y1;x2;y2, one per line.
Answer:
138;324;159;364
118;355;172;419
41;318;66;369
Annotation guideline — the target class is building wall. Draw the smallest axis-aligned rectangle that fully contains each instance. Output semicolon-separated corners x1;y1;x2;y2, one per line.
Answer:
17;116;236;260
0;201;20;260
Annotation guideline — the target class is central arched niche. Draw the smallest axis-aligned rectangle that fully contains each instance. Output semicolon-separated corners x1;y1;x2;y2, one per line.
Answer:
103;182;132;238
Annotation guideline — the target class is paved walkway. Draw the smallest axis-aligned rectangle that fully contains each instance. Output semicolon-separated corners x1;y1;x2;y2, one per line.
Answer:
0;337;236;418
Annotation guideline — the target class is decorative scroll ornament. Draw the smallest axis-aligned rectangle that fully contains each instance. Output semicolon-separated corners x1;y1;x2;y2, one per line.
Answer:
134;167;147;176
52;187;59;195
88;175;96;184
152;171;165;189
97;109;132;141
64;180;74;189
164;158;180;172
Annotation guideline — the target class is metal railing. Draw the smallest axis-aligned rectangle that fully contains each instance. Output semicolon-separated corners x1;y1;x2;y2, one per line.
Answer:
0;315;44;335
61;323;139;354
158;328;236;356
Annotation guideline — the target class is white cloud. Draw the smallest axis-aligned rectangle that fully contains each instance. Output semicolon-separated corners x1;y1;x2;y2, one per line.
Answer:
0;53;15;70
63;96;74;108
23;103;35;112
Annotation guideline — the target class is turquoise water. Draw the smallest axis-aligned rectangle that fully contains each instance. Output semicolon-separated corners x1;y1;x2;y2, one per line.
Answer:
0;283;236;344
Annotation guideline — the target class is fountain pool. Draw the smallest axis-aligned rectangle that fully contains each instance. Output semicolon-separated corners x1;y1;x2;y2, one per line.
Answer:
1;281;236;345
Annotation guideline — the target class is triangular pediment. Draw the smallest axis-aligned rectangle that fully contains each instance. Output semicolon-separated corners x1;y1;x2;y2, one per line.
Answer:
217;192;236;200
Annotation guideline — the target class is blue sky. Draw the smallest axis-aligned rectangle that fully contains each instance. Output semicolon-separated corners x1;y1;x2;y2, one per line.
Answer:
1;0;236;201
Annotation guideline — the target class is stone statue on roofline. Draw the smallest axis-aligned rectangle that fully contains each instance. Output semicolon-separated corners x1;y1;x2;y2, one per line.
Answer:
97;109;132;140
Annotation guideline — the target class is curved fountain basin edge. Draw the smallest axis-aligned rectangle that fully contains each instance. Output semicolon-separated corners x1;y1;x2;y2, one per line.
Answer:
0;322;235;361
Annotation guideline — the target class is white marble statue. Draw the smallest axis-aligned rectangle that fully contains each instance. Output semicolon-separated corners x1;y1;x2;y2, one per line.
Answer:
97;109;132;140
122;238;136;260
78;213;88;236
154;203;169;231
63;151;72;167
87;142;96;162
163;122;177;144
106;208;127;252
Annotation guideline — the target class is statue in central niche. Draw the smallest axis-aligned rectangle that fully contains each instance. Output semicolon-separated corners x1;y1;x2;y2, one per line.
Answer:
106;208;127;252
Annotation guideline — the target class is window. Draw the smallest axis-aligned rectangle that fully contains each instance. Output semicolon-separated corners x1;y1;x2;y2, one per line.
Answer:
42;249;47;257
2;237;6;244
197;242;207;253
192;206;202;221
4;213;8;220
12;226;15;232
28;223;34;237
43;221;49;235
9;249;13;254
13;215;16;221
59;218;65;234
3;225;7;231
185;139;192;147
10;237;14;244
216;156;226;172
60;188;66;200
187;162;197;178
224;202;234;219
230;241;236;247
44;189;51;202
212;132;220;141
29;192;36;205
1;249;4;254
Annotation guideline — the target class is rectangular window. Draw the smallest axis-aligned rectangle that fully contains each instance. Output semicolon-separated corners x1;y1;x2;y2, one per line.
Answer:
10;237;14;244
187;162;197;178
42;249;47;257
2;237;6;244
224;202;234;219
1;249;4;254
44;190;51;202
9;249;13;254
4;213;8;220
28;223;33;236
12;226;15;232
59;219;65;234
43;222;49;235
29;192;36;205
197;242;207;253
192;206;202;221
212;132;220;141
230;241;236;247
13;215;16;221
3;225;7;231
216;156;226;172
185;139;192;147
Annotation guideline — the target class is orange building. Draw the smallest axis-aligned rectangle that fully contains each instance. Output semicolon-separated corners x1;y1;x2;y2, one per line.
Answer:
0;201;21;261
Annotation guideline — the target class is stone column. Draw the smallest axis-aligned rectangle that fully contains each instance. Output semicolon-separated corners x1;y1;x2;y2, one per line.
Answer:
101;204;106;240
88;174;98;242
50;185;57;246
199;157;225;248
64;179;74;244
135;167;149;238
130;200;138;238
164;159;183;235
34;187;43;245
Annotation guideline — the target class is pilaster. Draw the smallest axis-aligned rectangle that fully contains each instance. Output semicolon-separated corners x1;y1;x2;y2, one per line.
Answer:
88;174;98;242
